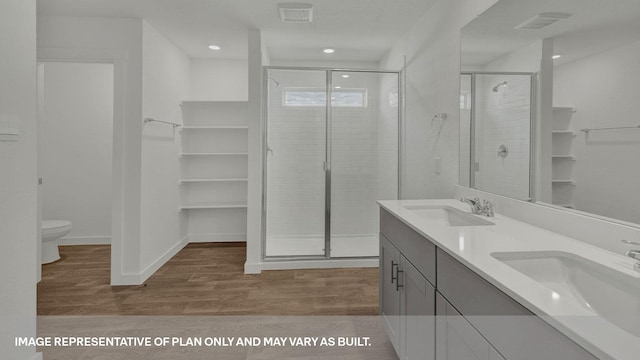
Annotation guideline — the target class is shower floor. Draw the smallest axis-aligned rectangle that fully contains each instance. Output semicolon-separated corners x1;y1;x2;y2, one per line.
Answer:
265;234;379;258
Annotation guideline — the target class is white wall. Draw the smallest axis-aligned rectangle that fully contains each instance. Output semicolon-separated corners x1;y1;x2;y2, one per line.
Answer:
38;16;145;284
40;62;113;245
246;30;266;273
380;0;500;200
0;0;38;358
140;21;190;278
189;59;248;101
553;39;640;224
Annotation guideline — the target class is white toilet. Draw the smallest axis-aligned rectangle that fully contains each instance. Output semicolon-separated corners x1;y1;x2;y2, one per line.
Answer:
41;220;72;264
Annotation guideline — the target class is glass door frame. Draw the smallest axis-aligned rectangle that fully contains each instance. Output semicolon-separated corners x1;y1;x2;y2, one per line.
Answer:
261;66;402;261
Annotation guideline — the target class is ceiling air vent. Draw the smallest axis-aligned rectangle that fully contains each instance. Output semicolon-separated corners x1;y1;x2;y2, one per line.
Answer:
278;3;313;23
515;12;572;30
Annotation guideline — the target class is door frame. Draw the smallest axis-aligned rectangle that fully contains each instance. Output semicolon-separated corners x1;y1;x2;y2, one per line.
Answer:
37;48;125;284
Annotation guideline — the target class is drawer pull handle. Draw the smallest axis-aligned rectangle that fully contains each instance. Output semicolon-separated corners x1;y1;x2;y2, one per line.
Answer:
391;261;398;284
396;269;404;291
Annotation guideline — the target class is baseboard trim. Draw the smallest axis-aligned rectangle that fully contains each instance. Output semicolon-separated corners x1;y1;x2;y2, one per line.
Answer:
138;236;189;283
245;258;378;273
111;236;189;285
59;236;111;245
244;261;262;274
188;233;247;243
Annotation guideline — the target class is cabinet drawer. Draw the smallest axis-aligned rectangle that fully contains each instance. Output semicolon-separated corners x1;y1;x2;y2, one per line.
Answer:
380;209;436;285
436;249;597;360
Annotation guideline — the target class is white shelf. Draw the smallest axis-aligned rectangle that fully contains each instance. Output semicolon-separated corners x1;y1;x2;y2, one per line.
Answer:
179;201;248;210
179;178;248;184
552;106;577;112
552;179;576;185
552;131;575;135
552;155;576;160
554;204;575;209
181;126;248;130
181;100;248;105
180;152;248;157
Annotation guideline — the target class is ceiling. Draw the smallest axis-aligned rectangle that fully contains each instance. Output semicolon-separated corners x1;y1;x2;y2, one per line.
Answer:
461;0;640;67
37;0;436;62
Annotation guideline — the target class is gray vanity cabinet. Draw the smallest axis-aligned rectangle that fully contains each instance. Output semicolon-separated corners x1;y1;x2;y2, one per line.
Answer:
380;234;402;353
401;256;436;360
379;208;598;360
436;292;506;360
436;249;597;360
380;210;436;360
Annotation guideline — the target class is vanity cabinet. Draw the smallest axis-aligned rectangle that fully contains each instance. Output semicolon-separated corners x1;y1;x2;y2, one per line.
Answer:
436;292;505;360
379;208;597;360
380;210;436;360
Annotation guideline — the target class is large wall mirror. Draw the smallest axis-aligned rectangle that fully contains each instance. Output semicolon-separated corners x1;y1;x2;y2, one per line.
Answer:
460;0;640;226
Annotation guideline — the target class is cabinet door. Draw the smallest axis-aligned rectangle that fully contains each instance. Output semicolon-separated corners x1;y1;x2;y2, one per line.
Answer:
489;347;506;360
401;256;435;360
380;234;401;353
436;292;492;360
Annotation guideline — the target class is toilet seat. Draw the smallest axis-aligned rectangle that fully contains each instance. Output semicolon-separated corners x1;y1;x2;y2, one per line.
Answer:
42;220;72;236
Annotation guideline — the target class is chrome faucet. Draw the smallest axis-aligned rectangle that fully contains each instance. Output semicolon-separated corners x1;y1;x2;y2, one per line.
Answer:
625;249;640;273
461;197;482;214
460;197;495;217
480;200;495;217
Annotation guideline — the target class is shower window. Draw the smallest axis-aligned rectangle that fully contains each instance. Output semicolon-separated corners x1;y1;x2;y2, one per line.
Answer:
283;88;367;107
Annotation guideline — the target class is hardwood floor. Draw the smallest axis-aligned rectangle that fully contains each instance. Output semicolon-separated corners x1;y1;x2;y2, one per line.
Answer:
37;243;380;315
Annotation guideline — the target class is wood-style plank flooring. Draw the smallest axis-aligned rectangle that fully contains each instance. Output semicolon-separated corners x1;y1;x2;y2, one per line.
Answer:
37;243;380;315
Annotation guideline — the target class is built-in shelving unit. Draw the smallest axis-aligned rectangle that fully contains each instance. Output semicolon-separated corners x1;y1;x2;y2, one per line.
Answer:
551;107;577;208
179;101;249;242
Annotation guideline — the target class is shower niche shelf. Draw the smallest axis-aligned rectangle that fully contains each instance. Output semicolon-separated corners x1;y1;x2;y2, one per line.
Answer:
179;101;249;243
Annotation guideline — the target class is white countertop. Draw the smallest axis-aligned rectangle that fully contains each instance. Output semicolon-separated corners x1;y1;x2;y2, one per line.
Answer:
378;199;640;360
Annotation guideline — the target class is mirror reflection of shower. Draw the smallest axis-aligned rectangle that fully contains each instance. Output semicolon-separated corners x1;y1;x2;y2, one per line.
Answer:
268;77;281;87
492;81;508;92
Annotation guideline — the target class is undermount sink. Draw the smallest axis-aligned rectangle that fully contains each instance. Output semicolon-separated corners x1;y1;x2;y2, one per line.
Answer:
403;205;494;226
492;251;640;337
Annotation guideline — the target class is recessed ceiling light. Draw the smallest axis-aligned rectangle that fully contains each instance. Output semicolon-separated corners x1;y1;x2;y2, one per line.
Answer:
334;86;341;89
552;54;562;59
341;74;349;78
323;48;335;54
208;44;221;51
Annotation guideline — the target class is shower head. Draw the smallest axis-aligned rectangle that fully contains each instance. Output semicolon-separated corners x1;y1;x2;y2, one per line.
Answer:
268;78;281;87
492;81;508;92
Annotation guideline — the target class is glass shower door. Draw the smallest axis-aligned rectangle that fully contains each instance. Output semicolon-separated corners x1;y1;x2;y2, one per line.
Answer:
264;69;327;257
329;71;399;257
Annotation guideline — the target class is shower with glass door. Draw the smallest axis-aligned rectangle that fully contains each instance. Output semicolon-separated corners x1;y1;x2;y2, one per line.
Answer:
263;67;401;260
